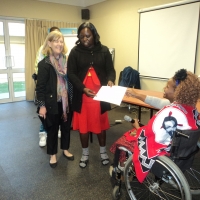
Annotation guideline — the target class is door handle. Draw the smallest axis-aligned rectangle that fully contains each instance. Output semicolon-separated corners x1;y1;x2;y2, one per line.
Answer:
6;55;15;68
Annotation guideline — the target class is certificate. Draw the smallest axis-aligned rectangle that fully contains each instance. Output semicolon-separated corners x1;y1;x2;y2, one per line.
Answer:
93;86;127;106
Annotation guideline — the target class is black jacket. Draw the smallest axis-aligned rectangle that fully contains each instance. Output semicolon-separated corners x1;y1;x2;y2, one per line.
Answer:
36;56;68;115
119;66;141;89
67;42;116;114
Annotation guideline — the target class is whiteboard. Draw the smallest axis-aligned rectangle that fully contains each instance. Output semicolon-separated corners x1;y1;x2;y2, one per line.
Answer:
64;34;77;56
138;1;200;79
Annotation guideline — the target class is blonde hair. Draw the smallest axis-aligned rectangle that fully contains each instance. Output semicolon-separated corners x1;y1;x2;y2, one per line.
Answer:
42;31;68;55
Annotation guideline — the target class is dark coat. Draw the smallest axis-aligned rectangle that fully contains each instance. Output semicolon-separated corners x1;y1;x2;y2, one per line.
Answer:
36;57;60;115
119;66;141;89
67;42;116;114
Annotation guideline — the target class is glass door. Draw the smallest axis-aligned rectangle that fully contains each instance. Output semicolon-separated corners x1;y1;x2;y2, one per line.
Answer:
0;19;25;103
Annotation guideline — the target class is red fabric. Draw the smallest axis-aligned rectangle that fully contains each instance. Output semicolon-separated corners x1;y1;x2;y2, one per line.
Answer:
110;128;137;162
133;103;199;183
73;67;110;134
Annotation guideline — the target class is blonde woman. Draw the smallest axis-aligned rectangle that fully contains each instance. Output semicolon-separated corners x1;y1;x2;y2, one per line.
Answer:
36;31;74;168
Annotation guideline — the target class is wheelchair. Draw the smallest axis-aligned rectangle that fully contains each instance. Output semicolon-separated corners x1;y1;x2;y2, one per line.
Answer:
111;128;200;200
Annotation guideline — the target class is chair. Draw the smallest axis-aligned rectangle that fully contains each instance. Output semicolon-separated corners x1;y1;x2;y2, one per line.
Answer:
119;66;141;89
119;129;200;200
118;66;141;113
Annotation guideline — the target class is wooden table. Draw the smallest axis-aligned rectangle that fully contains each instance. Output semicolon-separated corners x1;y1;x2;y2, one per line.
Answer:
122;89;164;121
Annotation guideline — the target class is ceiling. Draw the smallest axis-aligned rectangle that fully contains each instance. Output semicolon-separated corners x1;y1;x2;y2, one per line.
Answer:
35;0;107;7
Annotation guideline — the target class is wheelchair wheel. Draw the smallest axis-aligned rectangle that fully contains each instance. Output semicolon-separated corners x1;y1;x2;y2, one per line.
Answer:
112;185;120;200
124;155;191;200
184;149;200;195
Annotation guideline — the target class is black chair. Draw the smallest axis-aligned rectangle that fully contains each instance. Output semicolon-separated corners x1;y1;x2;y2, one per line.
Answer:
119;66;141;113
119;66;141;89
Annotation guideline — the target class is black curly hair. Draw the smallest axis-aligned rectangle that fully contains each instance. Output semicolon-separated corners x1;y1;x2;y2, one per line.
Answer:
174;69;187;86
172;69;200;107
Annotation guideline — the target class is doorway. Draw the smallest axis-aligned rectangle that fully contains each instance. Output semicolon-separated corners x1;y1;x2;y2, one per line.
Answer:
0;19;25;103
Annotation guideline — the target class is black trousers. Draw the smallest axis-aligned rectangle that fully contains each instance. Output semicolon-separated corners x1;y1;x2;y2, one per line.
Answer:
46;102;73;155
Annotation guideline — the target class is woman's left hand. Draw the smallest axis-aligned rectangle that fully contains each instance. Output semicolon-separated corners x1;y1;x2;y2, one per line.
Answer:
125;88;134;97
39;106;47;119
107;81;114;87
83;88;96;98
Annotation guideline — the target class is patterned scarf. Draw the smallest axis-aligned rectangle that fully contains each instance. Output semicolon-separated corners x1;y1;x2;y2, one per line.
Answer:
50;54;69;121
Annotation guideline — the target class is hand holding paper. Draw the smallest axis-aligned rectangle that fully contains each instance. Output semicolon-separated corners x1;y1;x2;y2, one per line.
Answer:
83;88;96;98
93;86;127;106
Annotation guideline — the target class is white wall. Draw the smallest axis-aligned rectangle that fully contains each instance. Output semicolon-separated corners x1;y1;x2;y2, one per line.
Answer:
88;0;200;92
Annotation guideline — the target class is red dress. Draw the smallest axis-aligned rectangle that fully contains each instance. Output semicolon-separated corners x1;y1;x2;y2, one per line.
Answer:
73;67;110;134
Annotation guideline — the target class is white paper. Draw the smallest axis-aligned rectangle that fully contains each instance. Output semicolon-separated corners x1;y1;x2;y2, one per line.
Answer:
93;86;127;106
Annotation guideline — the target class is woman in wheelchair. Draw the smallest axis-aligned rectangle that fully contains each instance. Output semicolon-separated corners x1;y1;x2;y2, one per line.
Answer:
110;69;200;184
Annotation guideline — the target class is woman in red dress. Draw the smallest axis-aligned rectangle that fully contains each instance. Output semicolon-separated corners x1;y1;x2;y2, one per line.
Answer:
68;22;116;168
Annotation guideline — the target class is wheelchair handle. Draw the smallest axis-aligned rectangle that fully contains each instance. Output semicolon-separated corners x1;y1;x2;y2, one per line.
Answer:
175;130;190;138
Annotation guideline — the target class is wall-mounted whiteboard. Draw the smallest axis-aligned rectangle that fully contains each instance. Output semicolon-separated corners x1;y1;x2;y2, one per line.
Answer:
138;0;200;79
